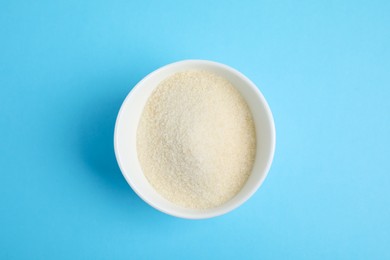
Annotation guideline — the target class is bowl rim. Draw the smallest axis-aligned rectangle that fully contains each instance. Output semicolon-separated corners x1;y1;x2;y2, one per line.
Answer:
114;59;276;219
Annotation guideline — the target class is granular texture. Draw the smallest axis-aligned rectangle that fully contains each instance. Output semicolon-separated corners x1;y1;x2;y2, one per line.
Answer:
136;70;256;209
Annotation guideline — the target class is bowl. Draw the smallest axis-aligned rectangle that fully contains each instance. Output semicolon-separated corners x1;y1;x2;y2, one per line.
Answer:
114;60;275;219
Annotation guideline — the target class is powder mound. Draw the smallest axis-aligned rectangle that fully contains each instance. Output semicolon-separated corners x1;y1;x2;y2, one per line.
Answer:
136;70;256;209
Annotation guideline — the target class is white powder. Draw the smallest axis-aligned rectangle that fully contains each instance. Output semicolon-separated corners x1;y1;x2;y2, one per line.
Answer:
136;70;256;209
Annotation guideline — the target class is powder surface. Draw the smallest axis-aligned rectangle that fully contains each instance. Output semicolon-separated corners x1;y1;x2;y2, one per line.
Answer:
136;70;256;209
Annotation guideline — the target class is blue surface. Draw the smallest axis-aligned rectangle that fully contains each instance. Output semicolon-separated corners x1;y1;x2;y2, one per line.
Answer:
1;0;389;259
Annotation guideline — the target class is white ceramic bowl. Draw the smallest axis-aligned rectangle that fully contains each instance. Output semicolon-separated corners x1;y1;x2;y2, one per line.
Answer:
114;60;275;219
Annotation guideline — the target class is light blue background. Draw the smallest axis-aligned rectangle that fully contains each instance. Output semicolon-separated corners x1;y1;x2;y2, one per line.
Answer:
1;0;389;259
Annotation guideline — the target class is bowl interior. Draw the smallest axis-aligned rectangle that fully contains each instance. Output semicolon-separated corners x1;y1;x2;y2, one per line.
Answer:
114;60;275;219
